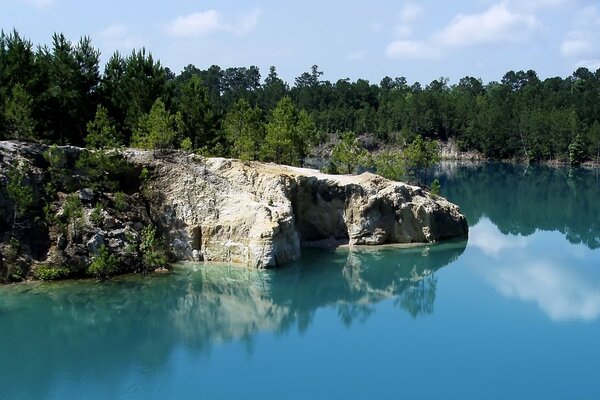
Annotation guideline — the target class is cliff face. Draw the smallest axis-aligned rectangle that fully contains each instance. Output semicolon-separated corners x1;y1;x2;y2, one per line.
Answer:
129;151;468;268
0;141;468;281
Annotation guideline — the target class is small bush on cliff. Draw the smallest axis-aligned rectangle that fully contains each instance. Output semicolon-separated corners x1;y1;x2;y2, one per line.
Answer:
34;265;71;281
331;132;369;174
90;203;103;224
114;192;127;212
62;194;84;238
373;150;405;181
140;226;168;272
430;179;441;196
88;245;119;279
7;160;34;230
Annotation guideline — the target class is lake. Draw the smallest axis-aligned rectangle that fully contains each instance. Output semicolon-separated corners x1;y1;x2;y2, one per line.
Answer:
1;163;599;400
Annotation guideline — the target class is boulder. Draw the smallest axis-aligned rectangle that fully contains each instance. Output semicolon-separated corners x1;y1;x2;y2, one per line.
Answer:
126;152;468;268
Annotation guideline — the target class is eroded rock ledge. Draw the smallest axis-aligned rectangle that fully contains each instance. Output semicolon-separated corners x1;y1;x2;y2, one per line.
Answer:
128;151;468;268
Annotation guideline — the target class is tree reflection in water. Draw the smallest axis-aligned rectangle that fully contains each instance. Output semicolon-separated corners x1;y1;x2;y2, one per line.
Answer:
0;240;466;398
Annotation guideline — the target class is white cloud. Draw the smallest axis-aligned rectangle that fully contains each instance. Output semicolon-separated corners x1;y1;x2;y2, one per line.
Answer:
434;2;542;47
385;40;440;59
399;3;423;23
469;219;530;257
487;261;600;321
470;218;600;321
560;35;594;57
22;0;54;9
561;7;600;62
508;0;573;12
167;8;262;38
98;24;142;51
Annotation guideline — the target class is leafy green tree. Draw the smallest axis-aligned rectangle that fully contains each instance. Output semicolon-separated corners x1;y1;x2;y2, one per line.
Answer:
140;226;168;271
131;98;181;152
223;98;264;160
568;134;585;166
88;244;119;280
263;96;296;164
6;160;34;229
403;136;440;185
3;83;35;141
373;149;405;181
294;110;318;166
331;132;368;174
260;66;288;111
85;105;122;149
177;75;214;149
99;49;167;142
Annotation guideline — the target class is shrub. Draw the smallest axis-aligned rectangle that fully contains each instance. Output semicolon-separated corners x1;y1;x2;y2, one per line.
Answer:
34;265;71;281
430;179;441;196
88;245;119;279
90;203;103;224
114;192;127;212
140;226;168;272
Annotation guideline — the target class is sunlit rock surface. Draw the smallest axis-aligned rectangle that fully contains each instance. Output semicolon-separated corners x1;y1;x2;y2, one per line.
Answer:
127;151;468;268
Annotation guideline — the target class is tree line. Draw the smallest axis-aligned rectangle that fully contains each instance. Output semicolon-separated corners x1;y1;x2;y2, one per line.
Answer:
2;30;600;166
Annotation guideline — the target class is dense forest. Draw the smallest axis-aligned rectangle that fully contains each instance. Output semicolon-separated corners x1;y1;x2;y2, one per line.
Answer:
1;30;600;166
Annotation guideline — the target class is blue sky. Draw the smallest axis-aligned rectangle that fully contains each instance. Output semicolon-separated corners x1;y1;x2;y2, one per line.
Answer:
2;0;600;85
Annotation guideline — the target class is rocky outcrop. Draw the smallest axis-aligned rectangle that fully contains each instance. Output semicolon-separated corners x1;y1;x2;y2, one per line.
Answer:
127;151;468;269
0;141;467;280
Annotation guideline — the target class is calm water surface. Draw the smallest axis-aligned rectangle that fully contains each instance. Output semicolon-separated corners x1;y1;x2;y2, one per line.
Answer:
1;163;599;400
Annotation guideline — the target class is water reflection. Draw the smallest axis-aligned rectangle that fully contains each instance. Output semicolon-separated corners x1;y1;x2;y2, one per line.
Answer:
468;218;600;321
0;241;465;398
441;163;600;249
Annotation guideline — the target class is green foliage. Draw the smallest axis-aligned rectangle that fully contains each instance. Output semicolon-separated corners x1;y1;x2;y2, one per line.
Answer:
114;191;127;212
373;149;405;181
294;109;318;166
430;179;441;196
7;160;34;228
3;83;35;141
75;149;130;192
85;105;122;149
178;75;215;149
263;96;296;164
42;144;71;193
90;202;103;224
139;167;150;182
568;134;585;166
223;98;264;160
131;98;181;152
180;137;193;152
34;265;71;281
3;29;600;164
140;226;168;271
88;244;119;279
62;193;84;237
331;132;368;174
403;136;441;185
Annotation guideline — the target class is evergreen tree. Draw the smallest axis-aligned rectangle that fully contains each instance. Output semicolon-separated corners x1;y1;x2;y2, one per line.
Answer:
85;105;122;149
131;98;181;152
3;84;35;141
331;132;367;174
263;96;296;164
223;99;264;160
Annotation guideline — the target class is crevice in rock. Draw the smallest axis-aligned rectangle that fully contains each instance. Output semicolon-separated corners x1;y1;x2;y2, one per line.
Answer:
292;177;350;247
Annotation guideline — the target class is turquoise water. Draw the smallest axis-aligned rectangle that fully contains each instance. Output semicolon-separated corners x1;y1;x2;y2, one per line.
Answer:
1;163;599;400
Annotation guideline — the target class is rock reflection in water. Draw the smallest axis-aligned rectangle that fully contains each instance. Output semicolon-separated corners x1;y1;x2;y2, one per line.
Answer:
0;241;465;398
